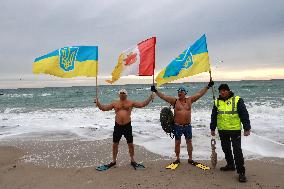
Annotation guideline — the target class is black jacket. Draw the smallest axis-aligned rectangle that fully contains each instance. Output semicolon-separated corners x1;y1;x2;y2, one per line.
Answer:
210;92;251;131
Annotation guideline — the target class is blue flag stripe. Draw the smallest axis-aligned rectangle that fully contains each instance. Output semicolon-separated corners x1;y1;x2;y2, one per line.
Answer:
34;46;98;63
189;34;208;55
163;34;207;78
35;50;58;62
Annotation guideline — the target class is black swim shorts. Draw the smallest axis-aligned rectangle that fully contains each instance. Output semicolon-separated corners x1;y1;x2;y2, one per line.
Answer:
113;122;133;143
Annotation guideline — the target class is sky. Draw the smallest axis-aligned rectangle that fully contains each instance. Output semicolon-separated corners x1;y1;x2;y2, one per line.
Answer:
0;0;284;88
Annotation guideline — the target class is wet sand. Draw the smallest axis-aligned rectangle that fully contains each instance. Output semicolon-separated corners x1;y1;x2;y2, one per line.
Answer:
0;138;284;189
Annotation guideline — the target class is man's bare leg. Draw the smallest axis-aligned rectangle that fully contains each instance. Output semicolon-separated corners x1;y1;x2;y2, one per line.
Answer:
175;140;181;161
186;139;193;161
128;143;135;162
112;143;119;163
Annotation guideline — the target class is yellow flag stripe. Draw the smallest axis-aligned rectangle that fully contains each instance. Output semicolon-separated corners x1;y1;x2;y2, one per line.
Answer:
33;56;98;78
155;52;210;86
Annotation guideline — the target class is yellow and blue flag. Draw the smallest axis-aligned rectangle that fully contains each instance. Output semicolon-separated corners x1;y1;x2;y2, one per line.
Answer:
33;46;98;78
155;34;210;86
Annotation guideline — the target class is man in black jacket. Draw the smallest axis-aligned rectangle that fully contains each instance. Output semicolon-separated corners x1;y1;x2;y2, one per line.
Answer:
210;84;251;182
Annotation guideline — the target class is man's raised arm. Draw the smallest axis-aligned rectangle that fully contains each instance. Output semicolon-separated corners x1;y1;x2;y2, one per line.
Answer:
95;98;114;111
190;80;214;102
151;86;176;105
133;94;155;108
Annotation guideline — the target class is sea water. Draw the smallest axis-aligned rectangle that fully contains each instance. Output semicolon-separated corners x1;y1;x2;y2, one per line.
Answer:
0;80;283;160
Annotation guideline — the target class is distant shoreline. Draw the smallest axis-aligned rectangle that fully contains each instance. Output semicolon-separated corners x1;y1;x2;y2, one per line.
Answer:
0;79;283;90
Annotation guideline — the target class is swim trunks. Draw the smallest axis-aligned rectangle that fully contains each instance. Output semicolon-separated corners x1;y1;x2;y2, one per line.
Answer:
171;123;192;140
113;122;133;143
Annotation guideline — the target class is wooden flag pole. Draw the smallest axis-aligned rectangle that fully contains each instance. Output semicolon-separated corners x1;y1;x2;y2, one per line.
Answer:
209;69;217;169
150;52;156;102
153;42;156;87
96;76;98;99
95;51;99;106
151;68;155;102
151;44;156;101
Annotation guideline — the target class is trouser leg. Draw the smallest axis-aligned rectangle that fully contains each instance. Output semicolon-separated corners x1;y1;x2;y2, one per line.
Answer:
219;131;235;167
231;132;245;174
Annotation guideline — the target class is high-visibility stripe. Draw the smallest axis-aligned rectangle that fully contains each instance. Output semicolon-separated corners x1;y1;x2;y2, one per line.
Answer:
217;111;238;114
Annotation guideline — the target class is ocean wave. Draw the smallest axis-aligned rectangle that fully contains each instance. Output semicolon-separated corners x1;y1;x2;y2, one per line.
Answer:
0;104;284;159
5;93;34;98
240;85;259;88
3;108;27;114
39;93;51;97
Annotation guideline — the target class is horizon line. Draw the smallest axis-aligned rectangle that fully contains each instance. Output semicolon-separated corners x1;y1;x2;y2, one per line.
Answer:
0;78;283;90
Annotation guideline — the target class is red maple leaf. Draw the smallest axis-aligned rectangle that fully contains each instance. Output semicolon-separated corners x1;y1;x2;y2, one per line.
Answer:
124;52;137;65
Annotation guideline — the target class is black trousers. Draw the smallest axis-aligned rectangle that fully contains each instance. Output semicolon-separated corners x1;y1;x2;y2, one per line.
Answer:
218;130;245;174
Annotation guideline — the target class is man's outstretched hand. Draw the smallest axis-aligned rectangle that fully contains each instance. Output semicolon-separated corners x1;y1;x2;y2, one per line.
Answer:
151;85;157;92
93;97;98;106
207;80;214;89
244;130;251;136
149;93;156;100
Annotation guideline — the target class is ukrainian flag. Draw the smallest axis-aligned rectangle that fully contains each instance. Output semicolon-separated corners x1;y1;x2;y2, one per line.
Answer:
155;35;210;86
33;46;98;78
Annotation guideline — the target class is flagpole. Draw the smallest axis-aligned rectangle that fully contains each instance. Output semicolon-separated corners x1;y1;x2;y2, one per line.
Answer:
95;48;98;106
209;69;217;169
151;43;156;102
153;37;156;87
96;76;98;98
209;69;216;100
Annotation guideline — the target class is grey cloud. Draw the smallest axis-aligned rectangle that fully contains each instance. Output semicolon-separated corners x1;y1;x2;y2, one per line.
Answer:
0;0;283;77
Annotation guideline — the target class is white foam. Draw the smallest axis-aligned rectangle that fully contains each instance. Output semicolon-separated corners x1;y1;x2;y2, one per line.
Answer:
40;93;51;97
243;133;284;157
1;103;284;160
4;93;34;98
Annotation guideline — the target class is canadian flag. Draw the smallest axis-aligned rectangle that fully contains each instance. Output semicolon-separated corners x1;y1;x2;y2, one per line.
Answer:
106;37;156;84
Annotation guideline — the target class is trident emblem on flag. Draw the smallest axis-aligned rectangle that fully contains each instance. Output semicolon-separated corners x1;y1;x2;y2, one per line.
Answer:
59;47;79;72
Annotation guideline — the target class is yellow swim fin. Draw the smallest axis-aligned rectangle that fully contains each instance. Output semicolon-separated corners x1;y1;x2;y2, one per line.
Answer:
166;160;180;170
190;160;210;171
170;163;180;170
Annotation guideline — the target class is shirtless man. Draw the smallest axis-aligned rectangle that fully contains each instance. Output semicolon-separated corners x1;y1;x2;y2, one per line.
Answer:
151;81;214;164
95;89;154;168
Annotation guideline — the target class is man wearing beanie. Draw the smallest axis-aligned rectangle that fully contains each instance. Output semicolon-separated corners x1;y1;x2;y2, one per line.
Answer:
210;84;251;182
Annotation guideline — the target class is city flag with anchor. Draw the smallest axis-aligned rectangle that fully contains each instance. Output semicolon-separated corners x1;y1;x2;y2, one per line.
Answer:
155;34;210;86
33;46;98;77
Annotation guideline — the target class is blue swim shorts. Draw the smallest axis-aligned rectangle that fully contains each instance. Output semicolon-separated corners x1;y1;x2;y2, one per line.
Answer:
171;123;192;140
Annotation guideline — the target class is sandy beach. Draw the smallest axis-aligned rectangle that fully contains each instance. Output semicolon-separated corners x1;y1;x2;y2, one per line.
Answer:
1;138;283;189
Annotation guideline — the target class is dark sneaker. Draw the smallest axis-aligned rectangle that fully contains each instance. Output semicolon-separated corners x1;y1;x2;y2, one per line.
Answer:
239;173;247;182
220;165;235;171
